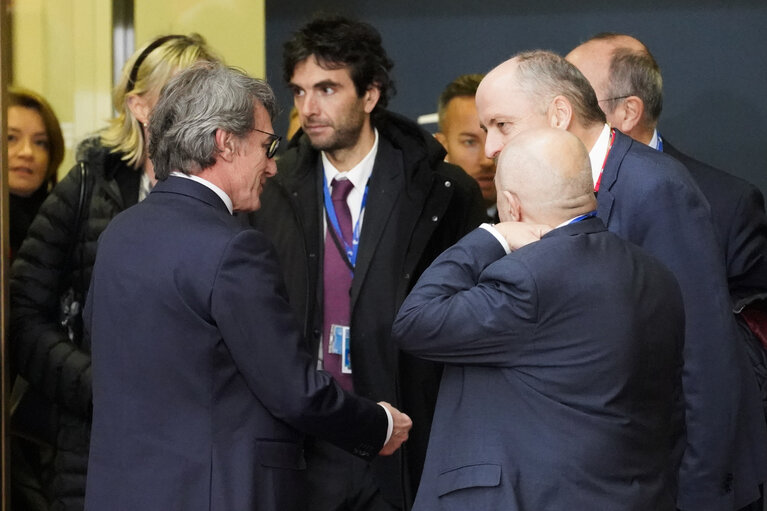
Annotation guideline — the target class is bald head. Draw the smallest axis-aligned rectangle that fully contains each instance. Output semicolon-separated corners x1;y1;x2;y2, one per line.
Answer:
496;127;597;226
566;34;662;142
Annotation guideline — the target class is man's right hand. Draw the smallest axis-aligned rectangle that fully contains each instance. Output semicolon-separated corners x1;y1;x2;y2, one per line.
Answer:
377;401;412;456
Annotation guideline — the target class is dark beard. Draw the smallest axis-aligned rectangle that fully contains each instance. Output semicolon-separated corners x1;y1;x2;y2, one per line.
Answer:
306;102;367;153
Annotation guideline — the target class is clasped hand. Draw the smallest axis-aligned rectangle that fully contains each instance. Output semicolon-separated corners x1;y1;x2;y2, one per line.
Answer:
377;401;413;456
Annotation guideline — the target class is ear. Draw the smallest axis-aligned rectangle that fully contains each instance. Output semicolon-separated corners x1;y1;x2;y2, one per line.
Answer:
126;94;152;125
434;132;449;155
547;95;573;130
215;129;236;162
613;96;644;135
362;85;382;114
501;190;522;222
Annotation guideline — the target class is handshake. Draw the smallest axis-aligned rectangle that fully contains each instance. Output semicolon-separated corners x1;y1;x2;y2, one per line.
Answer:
378;401;413;456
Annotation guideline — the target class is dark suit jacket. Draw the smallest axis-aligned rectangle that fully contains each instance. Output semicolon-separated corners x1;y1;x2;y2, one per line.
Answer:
83;177;388;511
250;111;486;506
663;141;767;307
393;219;686;511
598;131;767;510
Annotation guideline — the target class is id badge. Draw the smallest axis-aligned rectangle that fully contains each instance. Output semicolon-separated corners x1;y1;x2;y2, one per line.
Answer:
341;327;352;374
329;324;346;355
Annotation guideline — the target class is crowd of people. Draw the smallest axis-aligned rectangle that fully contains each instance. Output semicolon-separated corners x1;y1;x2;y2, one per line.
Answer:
6;15;767;511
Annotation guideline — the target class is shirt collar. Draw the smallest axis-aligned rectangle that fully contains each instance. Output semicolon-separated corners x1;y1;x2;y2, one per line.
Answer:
648;129;660;151
170;171;233;214
588;123;612;187
321;128;379;188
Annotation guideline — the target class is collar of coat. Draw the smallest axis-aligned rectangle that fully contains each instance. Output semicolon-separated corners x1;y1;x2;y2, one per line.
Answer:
276;108;448;192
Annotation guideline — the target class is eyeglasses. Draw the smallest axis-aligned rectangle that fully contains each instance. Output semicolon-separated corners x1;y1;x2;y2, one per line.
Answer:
597;95;632;103
253;128;281;159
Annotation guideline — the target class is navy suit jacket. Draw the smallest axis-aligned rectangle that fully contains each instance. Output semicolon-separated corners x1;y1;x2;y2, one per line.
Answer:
394;219;685;511
663;141;767;307
83;177;388;511
598;131;767;510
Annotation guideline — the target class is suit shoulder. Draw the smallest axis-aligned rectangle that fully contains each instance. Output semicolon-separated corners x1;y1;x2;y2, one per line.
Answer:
618;143;703;198
669;147;762;202
625;141;689;175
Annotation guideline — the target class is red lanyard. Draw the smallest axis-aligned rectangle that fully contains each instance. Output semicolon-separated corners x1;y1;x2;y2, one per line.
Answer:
594;128;616;192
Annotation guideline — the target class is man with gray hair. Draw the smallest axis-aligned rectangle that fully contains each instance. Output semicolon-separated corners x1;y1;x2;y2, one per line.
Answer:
476;51;767;511
567;35;767;302
83;62;411;511
394;127;685;510
567;37;767;510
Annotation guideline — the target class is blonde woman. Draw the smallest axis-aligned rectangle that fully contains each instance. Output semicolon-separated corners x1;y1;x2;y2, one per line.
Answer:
10;34;219;511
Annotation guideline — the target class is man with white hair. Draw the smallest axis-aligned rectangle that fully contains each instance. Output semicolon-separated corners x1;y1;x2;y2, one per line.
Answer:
84;62;411;511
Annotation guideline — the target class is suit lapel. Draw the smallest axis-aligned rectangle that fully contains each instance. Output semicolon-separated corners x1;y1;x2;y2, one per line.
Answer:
350;137;403;307
596;130;632;228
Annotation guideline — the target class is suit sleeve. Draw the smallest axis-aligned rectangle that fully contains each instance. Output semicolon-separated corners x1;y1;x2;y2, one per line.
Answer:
727;184;767;306
211;228;387;460
393;228;537;366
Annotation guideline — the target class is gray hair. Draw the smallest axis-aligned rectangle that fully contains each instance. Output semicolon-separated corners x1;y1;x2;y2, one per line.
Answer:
583;33;663;126
513;50;606;127
604;47;663;126
148;61;277;180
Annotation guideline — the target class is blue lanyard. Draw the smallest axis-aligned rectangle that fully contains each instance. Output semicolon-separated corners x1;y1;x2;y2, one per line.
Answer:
567;211;597;225
655;133;663;152
322;173;368;269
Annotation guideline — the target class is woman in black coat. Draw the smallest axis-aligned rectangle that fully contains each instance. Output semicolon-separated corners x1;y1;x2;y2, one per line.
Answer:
8;86;64;258
8;86;65;511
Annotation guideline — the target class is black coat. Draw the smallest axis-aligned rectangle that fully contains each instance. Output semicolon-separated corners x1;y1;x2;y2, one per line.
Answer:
663;141;767;308
250;110;486;507
664;140;767;453
10;186;48;260
10;137;141;511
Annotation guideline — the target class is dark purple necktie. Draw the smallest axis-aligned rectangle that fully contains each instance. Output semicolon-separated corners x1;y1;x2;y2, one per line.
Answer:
322;178;355;391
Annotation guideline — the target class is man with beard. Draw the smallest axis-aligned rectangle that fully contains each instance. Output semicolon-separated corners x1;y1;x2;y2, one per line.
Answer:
249;15;485;511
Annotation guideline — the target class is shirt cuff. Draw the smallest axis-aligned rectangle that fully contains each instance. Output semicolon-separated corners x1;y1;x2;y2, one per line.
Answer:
379;404;393;445
479;223;512;254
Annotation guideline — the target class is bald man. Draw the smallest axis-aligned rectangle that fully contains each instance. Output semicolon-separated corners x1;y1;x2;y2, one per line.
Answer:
393;127;686;511
475;51;767;511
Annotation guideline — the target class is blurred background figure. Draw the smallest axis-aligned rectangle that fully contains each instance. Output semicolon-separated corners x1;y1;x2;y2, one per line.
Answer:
7;86;64;259
435;74;498;222
8;85;65;511
286;106;301;142
9;34;219;511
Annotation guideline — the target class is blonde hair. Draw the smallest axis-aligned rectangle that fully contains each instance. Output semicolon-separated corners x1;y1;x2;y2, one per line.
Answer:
8;85;65;188
101;33;220;168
